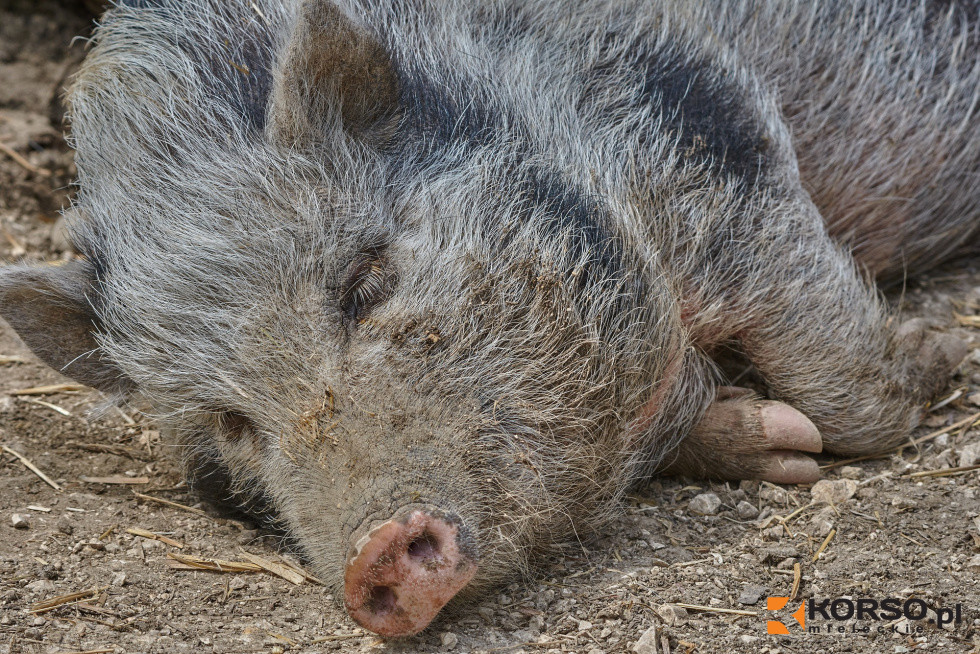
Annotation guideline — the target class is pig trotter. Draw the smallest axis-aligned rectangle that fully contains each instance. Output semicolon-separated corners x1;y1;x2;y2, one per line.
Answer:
662;387;822;483
895;319;969;403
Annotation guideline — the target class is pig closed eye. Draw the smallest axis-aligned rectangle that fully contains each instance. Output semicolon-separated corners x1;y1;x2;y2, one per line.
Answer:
341;253;393;323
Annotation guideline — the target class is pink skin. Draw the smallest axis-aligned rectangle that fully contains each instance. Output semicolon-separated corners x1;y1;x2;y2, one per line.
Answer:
655;386;825;484
344;509;477;637
756;401;823;483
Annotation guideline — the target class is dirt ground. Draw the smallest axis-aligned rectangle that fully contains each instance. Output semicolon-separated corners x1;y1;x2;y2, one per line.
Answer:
1;3;979;654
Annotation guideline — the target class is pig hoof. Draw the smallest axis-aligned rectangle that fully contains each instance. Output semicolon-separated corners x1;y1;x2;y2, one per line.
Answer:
344;508;477;637
927;332;969;373
663;387;822;484
758;450;822;484
895;319;969;400
755;403;822;483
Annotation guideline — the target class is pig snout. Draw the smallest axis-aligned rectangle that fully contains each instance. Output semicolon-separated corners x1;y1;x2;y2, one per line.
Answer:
344;507;477;637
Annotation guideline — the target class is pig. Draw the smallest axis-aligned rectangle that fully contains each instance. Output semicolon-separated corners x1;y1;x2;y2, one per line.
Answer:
0;0;976;638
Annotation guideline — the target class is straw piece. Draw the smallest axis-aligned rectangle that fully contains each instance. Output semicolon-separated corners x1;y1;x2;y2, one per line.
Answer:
239;551;305;585
31;587;105;614
790;562;801;601
167;552;261;573
126;527;184;549
812;528;837;563
82;476;150;485
0;141;52;176
2;445;61;491
7;383;86;396
131;491;211;519
907;464;980;478
673;603;757;616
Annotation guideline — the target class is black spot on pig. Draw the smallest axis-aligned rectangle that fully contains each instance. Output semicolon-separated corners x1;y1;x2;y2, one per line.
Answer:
523;168;621;280
639;53;768;182
585;36;771;185
396;72;504;163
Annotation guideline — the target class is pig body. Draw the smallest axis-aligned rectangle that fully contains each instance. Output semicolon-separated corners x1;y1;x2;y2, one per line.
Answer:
0;0;975;636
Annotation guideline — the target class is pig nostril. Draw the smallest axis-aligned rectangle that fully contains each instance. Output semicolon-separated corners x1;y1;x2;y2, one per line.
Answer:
407;531;439;563
367;585;397;615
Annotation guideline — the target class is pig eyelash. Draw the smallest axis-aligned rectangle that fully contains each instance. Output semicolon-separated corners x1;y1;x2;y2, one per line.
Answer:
341;253;393;323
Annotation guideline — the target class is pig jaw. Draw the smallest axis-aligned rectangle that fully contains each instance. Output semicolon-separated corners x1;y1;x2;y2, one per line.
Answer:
344;507;478;637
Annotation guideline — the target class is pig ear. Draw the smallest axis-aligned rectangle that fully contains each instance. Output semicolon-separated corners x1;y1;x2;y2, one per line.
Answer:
266;0;398;147
0;261;132;395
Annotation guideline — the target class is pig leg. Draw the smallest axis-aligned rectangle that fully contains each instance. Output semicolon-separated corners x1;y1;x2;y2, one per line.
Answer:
727;218;968;459
661;387;823;483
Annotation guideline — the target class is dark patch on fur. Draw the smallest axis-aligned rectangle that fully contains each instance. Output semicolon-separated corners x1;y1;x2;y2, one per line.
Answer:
394;66;632;300
584;36;770;184
639;54;768;182
395;69;503;164
196;7;275;132
521;168;621;281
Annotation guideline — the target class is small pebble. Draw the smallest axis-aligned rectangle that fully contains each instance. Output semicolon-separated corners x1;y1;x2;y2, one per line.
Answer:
737;584;767;605
759;485;788;504
657;604;689;626
25;580;55;594
111;572;127;587
632;624;658;653
958;442;980;468
809;506;836;538
838;466;863;479
11;514;29;530
440;631;458;649
688;492;721;515
810;479;857;505
735;500;759;519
